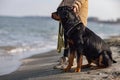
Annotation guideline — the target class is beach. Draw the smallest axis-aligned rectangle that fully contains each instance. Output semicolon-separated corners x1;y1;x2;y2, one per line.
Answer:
0;36;120;80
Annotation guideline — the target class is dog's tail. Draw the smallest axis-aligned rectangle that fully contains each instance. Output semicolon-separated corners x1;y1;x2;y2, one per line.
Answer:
112;60;117;63
107;51;117;63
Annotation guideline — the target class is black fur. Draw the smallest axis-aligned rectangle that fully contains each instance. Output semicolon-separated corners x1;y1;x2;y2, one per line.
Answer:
57;6;116;69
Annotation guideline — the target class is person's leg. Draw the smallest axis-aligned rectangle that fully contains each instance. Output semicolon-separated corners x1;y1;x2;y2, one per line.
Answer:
54;34;69;69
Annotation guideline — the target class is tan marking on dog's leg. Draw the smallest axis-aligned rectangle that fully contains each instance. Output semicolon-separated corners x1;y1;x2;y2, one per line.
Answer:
64;51;75;72
99;55;103;66
75;55;83;72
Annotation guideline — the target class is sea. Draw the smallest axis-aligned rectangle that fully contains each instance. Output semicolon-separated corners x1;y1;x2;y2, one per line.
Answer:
0;16;120;76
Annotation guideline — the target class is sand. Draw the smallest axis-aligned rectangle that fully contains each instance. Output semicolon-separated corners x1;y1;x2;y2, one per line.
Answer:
0;36;120;80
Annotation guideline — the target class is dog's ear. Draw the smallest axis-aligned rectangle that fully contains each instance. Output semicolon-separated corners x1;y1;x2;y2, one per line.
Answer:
57;7;68;19
67;11;75;20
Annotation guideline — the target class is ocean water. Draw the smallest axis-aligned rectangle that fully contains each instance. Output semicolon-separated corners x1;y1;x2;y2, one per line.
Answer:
0;16;120;75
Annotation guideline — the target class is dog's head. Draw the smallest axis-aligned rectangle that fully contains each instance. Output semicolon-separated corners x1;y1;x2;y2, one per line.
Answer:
57;6;82;37
57;6;80;26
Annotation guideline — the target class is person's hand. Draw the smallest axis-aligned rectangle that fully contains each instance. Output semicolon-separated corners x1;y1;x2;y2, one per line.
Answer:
73;6;77;13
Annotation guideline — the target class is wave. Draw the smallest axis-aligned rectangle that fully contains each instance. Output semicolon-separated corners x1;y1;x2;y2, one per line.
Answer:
0;41;57;76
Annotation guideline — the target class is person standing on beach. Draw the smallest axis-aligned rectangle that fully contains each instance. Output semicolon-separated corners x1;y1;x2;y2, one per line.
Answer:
52;0;88;69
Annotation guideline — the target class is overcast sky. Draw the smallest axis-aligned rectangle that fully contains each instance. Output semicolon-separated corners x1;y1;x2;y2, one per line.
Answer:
0;0;120;20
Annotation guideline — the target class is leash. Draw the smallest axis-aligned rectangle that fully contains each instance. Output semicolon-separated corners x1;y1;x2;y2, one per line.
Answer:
57;22;65;53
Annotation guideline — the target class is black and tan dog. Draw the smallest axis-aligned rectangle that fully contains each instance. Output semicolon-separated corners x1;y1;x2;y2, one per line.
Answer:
56;6;117;72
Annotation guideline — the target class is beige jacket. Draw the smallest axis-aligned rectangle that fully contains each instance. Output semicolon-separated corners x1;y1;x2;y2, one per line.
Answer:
59;0;88;26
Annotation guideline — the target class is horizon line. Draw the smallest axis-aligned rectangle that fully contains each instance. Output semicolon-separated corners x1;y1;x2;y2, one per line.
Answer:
0;15;120;21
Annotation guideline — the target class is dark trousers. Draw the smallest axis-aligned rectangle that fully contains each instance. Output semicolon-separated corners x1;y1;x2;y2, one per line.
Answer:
63;33;69;57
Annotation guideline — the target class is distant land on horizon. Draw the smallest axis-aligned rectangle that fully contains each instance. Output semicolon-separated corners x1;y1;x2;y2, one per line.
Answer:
88;17;120;24
0;16;120;24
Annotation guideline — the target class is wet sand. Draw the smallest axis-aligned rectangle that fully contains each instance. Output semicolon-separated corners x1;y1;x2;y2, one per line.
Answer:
0;36;120;80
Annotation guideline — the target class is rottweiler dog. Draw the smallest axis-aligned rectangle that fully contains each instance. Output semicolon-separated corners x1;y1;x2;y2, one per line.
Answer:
56;6;117;72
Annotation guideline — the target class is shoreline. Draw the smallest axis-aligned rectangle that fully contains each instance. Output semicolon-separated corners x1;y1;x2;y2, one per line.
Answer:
0;36;120;80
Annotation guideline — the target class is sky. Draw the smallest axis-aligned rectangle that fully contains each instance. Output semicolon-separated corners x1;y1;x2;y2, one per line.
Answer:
0;0;120;20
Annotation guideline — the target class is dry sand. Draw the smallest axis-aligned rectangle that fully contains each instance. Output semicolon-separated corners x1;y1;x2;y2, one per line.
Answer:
0;36;120;80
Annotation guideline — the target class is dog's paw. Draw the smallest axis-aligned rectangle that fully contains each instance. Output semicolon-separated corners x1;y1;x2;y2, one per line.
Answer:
75;68;81;72
64;68;69;72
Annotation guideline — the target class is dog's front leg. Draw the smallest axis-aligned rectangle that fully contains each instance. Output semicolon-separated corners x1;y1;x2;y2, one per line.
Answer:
75;54;83;72
64;51;75;72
